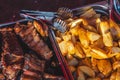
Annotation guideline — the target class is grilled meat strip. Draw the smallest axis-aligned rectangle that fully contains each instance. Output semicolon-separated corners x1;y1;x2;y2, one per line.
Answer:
21;53;45;80
43;73;65;80
1;31;24;80
14;22;53;60
0;74;5;80
0;62;5;80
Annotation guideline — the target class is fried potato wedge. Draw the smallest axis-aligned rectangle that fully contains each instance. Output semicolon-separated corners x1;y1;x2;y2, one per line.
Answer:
90;47;108;59
97;59;112;76
78;66;95;77
102;32;113;47
33;21;47;37
58;41;68;56
99;21;113;47
78;28;90;48
62;33;72;41
87;77;101;80
69;19;83;28
74;42;85;58
69;66;76;73
110;19;120;40
80;8;96;19
110;71;116;80
68;58;79;66
116;70;120;80
87;31;101;44
70;25;80;36
113;61;120;70
77;68;85;80
67;41;76;55
108;47;120;58
90;37;105;49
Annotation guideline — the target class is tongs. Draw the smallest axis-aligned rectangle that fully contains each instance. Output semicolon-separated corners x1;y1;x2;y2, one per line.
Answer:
20;7;73;20
20;1;108;33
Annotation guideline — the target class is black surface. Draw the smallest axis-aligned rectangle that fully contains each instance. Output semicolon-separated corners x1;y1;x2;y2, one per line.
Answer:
0;0;104;23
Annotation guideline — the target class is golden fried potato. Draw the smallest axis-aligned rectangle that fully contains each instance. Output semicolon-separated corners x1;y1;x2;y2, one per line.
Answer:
116;70;120;80
69;19;83;28
69;66;76;73
90;47;108;59
100;21;113;47
108;47;120;57
81;58;91;68
70;25;80;36
90;37;105;49
67;41;76;55
91;58;99;73
59;41;68;56
102;32;113;47
80;8;96;19
81;46;91;57
56;37;62;43
97;59;112;76
33;21;47;37
77;68;85;80
110;19;120;40
110;71;116;80
62;33;72;41
113;61;120;70
74;42;85;58
66;54;74;60
87;77;101;80
86;31;101;44
78;28;90;48
68;58;79;66
82;25;97;33
78;66;95;77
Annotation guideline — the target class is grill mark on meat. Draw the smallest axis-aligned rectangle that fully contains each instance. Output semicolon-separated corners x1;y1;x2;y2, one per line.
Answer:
0;73;5;80
24;54;45;72
23;34;33;44
2;31;23;56
21;53;45;80
43;73;65;80
21;74;41;80
1;31;24;80
3;54;23;66
14;22;53;60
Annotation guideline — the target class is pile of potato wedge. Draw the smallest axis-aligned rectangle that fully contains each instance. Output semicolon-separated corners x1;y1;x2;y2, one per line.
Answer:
55;8;120;80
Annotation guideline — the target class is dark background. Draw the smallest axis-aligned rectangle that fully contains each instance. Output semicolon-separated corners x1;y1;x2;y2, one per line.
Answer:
0;0;103;23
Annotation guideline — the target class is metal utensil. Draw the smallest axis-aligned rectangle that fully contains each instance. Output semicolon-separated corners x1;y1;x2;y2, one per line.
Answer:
113;0;120;15
20;7;73;20
53;18;67;33
20;13;68;33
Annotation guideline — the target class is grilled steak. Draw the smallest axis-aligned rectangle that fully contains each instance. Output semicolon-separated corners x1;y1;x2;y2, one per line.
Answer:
43;73;65;80
14;22;53;60
1;31;24;80
21;53;45;80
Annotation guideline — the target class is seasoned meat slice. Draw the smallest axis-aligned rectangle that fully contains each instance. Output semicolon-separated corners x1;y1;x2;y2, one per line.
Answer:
43;73;65;80
0;73;5;80
14;22;53;60
21;53;45;80
1;31;24;80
